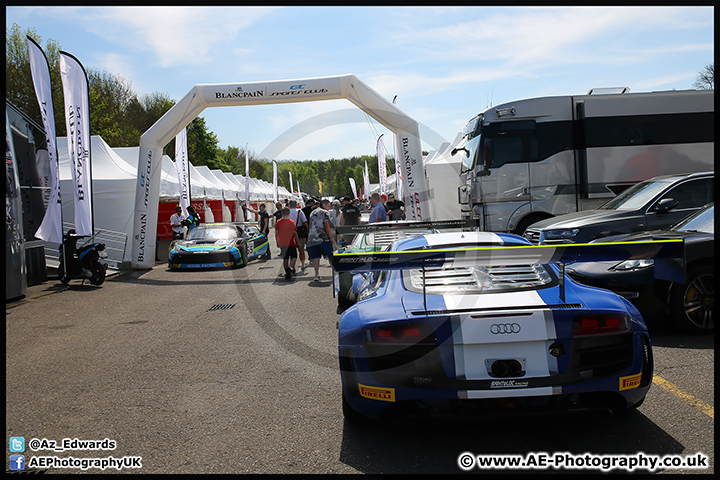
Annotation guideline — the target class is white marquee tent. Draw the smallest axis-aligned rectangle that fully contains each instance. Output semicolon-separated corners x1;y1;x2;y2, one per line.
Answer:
423;132;464;221
57;136;137;262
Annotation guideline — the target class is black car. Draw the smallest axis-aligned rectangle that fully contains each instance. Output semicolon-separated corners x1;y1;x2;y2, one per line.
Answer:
524;171;713;244
566;203;714;333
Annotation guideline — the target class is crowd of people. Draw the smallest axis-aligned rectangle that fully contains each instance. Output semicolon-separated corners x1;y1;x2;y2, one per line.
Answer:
169;193;405;282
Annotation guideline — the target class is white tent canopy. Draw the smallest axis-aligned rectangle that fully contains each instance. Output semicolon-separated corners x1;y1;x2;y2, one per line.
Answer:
192;165;225;200
208;168;242;200
423;132;464;220
57;136;136;262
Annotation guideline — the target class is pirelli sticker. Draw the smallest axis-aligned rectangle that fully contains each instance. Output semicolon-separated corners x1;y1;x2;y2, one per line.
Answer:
619;373;642;391
359;384;395;402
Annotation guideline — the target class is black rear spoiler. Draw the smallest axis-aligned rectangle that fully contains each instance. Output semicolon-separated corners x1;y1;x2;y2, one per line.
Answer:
336;218;474;235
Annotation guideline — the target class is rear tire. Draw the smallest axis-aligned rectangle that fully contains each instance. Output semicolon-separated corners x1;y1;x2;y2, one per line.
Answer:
58;260;70;285
342;390;370;424
90;262;105;285
338;273;354;308
612;394;646;415
670;265;714;333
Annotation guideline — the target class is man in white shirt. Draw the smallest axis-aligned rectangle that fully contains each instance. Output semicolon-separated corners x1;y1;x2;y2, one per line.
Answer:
170;206;186;240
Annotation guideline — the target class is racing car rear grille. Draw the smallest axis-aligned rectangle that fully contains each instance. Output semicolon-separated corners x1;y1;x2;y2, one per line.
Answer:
405;265;554;294
365;345;446;387
366;231;427;249
571;333;634;378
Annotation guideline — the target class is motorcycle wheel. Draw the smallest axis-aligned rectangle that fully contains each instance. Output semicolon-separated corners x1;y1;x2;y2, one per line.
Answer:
90;262;106;285
58;260;70;284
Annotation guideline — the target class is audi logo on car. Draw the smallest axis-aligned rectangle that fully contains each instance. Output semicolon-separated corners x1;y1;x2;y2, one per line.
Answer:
490;323;522;334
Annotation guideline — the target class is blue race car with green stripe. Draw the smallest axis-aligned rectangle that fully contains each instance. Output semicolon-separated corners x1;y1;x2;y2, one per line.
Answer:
168;222;270;270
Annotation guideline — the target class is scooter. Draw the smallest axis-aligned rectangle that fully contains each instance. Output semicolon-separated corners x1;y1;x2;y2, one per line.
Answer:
58;229;108;285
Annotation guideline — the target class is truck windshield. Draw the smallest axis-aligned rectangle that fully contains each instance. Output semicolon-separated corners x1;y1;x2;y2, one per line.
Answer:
461;115;483;171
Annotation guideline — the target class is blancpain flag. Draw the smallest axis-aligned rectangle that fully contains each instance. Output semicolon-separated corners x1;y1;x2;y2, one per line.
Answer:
377;134;387;196
175;127;190;216
272;161;278;202
363;160;370;200
28;36;63;244
289;170;294;198
59;51;93;236
349;177;358;200
394;133;403;200
244;143;250;214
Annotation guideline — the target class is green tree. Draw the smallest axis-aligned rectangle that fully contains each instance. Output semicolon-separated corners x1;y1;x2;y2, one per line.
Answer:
6;24;64;136
87;69;136;146
187;116;221;168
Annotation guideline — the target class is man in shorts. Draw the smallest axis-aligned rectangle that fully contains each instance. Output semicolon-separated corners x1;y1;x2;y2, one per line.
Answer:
275;208;300;280
306;198;336;283
288;200;308;273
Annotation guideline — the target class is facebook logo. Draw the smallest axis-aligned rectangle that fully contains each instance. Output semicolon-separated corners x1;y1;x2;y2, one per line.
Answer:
9;436;25;452
9;455;25;471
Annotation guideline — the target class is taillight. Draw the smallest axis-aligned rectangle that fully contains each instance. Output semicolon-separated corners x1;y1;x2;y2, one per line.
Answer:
365;323;437;345
572;314;631;336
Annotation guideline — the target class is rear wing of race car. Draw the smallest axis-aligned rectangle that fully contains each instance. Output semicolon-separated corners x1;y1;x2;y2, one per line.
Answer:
330;237;686;302
335;218;474;235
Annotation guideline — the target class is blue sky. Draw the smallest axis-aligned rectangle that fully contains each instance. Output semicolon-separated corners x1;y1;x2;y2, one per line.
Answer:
6;6;714;162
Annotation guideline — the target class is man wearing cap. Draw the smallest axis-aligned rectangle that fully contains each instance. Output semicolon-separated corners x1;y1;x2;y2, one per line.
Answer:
385;193;405;220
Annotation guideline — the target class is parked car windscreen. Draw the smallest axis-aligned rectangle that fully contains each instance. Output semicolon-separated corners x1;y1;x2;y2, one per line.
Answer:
186;226;236;241
673;204;714;234
599;178;673;211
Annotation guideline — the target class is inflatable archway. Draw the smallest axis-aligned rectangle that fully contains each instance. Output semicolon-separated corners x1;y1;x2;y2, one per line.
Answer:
131;74;427;269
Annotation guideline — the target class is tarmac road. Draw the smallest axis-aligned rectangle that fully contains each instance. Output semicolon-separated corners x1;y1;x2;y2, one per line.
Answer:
5;239;714;474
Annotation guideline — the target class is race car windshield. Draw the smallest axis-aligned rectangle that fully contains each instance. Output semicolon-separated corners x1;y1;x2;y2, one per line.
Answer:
402;264;555;295
186;227;236;242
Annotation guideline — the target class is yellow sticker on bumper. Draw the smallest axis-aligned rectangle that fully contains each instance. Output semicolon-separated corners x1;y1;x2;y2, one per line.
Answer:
619;373;642;391
359;384;395;402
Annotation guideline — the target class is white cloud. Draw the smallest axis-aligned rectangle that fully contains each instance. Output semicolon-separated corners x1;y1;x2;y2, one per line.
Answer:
66;6;279;67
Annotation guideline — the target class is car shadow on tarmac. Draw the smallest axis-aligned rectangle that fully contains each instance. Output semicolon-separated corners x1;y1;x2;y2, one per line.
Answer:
339;409;684;474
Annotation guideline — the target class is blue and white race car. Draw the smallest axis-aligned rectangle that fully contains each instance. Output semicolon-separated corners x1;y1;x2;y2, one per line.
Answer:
331;231;684;421
334;220;471;308
168;222;270;270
